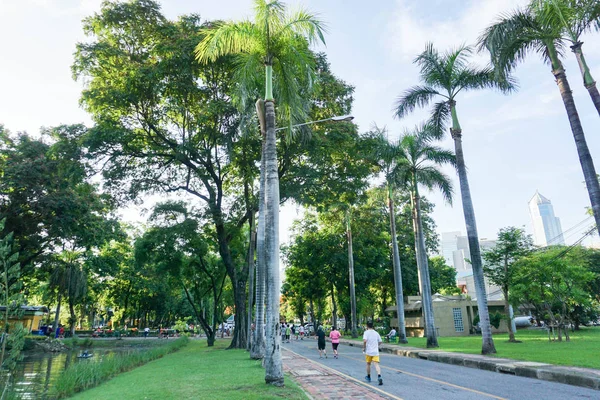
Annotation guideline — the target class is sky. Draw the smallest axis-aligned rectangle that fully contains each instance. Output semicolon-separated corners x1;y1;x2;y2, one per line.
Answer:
1;0;600;248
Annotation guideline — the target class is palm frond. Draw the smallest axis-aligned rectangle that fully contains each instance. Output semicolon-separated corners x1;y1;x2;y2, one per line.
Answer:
417;166;454;204
454;66;518;94
415;43;450;89
394;85;441;119
195;21;260;63
278;8;327;46
426;100;451;138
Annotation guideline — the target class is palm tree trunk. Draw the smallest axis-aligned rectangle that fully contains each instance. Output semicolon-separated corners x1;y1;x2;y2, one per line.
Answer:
411;188;438;348
53;293;62;335
69;300;76;337
552;62;600;236
450;101;496;355
246;214;256;351
388;185;408;343
251;126;267;360
263;99;283;386
331;285;337;329
346;211;358;338
571;42;600;117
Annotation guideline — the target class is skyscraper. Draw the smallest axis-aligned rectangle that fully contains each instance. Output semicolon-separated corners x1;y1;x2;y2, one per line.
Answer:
528;191;564;246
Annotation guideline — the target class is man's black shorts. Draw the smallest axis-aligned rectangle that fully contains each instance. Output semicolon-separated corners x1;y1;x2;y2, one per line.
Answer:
332;343;339;350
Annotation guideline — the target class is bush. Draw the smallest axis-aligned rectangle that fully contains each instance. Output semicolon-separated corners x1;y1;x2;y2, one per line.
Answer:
48;336;189;399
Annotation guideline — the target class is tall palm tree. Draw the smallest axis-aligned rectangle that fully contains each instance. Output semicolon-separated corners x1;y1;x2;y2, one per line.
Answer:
371;129;409;344
196;0;325;386
396;125;456;348
394;43;514;354
531;0;600;115
479;7;600;241
345;209;358;338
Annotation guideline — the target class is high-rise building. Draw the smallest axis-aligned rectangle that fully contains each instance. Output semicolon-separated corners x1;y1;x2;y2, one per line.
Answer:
441;231;462;266
528;191;564;246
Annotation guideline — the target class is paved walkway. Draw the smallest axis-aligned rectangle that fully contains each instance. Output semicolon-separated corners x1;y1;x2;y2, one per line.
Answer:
283;347;390;400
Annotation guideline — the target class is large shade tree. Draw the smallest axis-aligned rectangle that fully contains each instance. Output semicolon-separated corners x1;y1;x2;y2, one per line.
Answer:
73;0;252;349
394;44;513;354
395;125;455;348
479;6;600;243
195;0;326;385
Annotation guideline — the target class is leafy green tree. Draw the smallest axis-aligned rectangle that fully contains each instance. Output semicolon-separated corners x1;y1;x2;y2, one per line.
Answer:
73;0;253;349
196;1;325;379
479;6;600;242
483;227;533;342
428;256;460;295
135;202;229;346
512;246;596;341
395;125;455;348
0;221;24;374
394;44;514;354
531;0;600;115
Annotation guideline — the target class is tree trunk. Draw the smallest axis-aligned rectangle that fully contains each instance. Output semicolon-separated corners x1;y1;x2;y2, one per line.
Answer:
331;285;337;329
388;186;408;343
571;42;600;117
251;136;267;360
346;211;358;338
450;102;496;355
69;300;76;337
263;99;283;386
552;64;600;237
53;293;62;335
411;188;438;348
504;289;516;342
214;216;247;349
246;214;256;351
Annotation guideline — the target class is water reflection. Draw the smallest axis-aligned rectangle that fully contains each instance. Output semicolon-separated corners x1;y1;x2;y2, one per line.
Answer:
10;347;137;399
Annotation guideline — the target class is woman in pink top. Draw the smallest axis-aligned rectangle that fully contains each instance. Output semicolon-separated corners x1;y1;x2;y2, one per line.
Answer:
329;326;342;359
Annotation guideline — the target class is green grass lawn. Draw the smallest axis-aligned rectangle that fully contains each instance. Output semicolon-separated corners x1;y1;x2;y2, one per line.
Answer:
347;327;600;369
69;339;307;400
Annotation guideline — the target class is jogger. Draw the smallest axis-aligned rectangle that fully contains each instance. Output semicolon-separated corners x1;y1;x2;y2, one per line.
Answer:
363;321;383;385
329;326;342;359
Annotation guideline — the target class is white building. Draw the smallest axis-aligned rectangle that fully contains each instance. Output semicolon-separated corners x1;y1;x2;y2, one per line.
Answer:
528;191;564;247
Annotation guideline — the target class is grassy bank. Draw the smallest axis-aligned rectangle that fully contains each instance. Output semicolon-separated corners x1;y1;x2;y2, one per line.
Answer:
347;327;600;369
49;336;189;399
68;340;307;400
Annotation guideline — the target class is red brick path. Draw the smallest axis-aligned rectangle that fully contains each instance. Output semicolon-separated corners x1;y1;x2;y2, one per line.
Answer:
283;348;391;400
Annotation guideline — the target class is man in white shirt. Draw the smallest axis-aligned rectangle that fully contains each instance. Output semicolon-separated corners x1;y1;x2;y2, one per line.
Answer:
363;321;383;385
386;327;397;342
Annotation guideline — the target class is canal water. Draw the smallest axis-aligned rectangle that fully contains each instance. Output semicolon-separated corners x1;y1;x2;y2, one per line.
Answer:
9;347;139;399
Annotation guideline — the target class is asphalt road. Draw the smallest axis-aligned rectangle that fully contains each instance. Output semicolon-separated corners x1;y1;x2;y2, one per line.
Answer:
283;338;599;400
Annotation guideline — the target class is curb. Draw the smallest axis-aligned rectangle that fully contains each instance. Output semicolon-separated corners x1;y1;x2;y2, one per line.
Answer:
336;338;600;391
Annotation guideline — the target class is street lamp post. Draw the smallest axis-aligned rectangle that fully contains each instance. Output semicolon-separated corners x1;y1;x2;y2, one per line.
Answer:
274;115;354;132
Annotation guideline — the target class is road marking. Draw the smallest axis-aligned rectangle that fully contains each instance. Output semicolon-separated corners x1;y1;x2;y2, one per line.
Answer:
340;353;508;400
284;347;404;400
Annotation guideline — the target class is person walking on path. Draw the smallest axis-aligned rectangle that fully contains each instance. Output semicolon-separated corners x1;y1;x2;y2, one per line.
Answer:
329;326;342;359
299;324;305;340
281;322;287;343
363;321;383;385
316;325;327;359
291;324;296;341
286;323;292;343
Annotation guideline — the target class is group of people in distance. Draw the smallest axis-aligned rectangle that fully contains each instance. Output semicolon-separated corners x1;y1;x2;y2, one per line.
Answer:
285;321;384;386
280;322;306;342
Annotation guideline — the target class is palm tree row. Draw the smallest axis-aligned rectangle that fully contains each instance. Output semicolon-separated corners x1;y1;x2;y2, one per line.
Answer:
196;0;600;377
392;0;600;355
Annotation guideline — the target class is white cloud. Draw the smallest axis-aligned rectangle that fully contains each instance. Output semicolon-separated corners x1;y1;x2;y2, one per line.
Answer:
385;0;530;61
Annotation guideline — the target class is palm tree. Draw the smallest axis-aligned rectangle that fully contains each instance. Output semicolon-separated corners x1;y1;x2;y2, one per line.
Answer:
49;251;87;337
479;7;600;241
345;209;358;338
396;125;456;348
196;0;325;386
394;43;514;354
370;129;409;344
530;0;600;116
